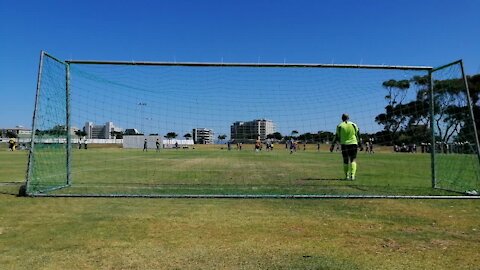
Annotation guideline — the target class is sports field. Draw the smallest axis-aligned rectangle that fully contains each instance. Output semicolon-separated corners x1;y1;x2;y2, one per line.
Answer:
1;145;480;269
26;143;478;196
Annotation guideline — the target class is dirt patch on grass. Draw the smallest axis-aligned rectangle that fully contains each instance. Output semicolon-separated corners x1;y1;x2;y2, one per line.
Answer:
400;227;422;233
381;238;402;251
429;239;454;249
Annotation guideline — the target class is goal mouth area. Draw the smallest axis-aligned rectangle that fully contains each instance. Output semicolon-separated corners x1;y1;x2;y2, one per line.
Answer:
25;176;478;198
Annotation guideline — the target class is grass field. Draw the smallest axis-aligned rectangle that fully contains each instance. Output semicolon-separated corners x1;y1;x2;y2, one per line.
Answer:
24;143;479;196
1;144;480;269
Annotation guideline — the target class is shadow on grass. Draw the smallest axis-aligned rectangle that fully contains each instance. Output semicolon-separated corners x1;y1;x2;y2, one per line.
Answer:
297;177;348;181
0;182;22;196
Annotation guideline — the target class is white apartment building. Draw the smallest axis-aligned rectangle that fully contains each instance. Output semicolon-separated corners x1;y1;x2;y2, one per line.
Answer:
192;128;214;144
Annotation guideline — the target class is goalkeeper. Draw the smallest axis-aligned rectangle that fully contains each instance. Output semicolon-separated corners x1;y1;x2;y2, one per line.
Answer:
330;114;360;180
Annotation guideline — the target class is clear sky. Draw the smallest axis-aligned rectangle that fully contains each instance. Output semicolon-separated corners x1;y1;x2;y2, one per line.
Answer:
1;0;479;129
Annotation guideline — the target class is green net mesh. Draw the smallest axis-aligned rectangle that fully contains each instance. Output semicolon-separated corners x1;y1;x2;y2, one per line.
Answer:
431;62;480;194
27;54;68;193
26;54;480;196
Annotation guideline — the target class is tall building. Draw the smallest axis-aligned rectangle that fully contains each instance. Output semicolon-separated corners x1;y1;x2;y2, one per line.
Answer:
230;119;275;141
192;128;214;144
84;122;122;139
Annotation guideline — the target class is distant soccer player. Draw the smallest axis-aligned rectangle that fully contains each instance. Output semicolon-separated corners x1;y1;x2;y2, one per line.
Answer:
143;138;148;152
8;138;15;151
289;138;296;154
330;114;360;180
156;139;160;152
255;139;261;152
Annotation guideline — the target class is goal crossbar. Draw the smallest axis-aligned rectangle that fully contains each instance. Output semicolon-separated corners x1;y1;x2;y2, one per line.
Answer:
66;59;432;71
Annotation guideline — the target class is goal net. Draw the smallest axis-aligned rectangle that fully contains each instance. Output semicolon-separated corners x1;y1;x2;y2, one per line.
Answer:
25;52;480;197
431;61;480;194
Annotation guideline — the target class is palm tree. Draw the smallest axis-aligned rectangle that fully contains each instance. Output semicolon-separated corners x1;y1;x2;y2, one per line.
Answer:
165;132;178;139
218;134;227;144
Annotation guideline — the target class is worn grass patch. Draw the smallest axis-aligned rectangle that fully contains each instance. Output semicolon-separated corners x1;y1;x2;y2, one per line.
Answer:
1;144;480;269
0;196;479;269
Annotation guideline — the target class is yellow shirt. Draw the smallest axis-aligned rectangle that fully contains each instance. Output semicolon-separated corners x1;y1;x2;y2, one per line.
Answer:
335;121;359;145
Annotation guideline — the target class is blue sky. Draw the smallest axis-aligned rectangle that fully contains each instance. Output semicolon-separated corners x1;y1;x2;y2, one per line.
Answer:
1;0;479;130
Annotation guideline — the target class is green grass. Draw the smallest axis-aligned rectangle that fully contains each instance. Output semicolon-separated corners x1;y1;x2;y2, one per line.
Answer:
0;145;28;183
24;144;479;196
0;196;479;269
1;145;480;269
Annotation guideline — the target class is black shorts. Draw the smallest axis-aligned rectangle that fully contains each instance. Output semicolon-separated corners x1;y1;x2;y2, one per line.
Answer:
341;144;358;162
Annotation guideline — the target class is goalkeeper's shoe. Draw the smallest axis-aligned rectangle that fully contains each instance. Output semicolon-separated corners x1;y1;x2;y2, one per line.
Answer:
350;174;356;181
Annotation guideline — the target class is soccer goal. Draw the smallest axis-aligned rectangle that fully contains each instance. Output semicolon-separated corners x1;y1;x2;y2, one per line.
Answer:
24;51;480;198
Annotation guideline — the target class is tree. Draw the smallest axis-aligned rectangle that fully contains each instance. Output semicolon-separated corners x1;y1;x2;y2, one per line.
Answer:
217;134;227;144
184;133;192;140
374;80;412;142
444;74;480;143
273;132;283;140
375;73;480;145
430;78;469;143
291;130;299;139
317;131;335;143
382;79;410;107
75;130;87;139
113;132;124;139
459;74;480;142
6;131;17;138
375;76;434;144
51;125;68;135
35;125;68;136
297;132;313;143
266;132;282;141
165;132;178;139
467;74;480;104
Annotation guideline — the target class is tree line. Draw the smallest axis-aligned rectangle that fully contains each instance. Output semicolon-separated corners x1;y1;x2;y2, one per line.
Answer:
373;73;480;145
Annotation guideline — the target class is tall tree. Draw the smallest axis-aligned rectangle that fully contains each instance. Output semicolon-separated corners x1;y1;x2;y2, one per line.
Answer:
375;79;411;139
382;79;410;107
